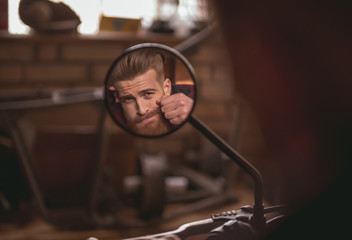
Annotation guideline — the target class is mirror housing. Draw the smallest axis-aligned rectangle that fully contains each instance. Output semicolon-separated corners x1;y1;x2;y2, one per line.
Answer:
104;43;197;138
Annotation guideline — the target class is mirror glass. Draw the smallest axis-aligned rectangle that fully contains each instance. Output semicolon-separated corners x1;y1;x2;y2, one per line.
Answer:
104;43;196;137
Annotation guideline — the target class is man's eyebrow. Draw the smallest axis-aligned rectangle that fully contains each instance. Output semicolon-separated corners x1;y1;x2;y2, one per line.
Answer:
119;93;134;100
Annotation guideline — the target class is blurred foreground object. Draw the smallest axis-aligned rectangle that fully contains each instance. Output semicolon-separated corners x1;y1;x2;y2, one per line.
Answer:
19;0;81;33
212;0;352;239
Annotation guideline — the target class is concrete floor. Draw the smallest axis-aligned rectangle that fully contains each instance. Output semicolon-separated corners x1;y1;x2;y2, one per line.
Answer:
0;184;254;240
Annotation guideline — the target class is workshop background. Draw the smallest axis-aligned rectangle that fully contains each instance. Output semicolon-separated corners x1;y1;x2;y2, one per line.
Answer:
0;0;272;239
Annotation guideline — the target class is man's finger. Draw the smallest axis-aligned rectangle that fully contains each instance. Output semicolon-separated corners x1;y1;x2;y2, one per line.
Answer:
161;101;182;113
159;93;184;106
164;109;180;120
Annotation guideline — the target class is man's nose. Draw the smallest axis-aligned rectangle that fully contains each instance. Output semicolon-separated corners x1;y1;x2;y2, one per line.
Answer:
136;99;148;115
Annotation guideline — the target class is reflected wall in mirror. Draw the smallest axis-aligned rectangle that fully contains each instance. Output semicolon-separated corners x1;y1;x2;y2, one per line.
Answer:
105;43;197;137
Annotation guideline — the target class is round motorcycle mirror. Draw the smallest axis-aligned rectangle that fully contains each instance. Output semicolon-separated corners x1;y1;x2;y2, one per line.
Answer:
104;43;197;138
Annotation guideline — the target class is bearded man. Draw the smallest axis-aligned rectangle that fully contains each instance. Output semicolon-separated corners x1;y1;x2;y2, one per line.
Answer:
107;48;194;136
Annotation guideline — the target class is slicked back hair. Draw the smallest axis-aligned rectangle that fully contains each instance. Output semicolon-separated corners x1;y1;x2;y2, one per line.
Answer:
109;48;165;88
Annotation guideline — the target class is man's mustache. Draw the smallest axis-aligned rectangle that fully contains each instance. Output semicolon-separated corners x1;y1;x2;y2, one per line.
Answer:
132;108;162;124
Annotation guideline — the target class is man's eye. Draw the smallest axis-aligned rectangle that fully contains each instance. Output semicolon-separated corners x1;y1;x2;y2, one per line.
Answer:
143;92;154;98
122;97;134;103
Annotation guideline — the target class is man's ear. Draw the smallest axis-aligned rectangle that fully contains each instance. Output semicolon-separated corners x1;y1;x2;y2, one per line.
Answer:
108;85;119;103
163;78;172;96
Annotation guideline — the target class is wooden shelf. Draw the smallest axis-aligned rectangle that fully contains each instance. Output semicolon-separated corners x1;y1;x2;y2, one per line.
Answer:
0;29;186;45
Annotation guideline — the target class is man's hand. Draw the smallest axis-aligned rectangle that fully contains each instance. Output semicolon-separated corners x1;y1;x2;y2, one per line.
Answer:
157;93;194;125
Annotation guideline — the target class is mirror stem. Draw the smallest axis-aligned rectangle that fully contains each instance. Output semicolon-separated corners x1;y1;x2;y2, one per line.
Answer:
189;115;265;227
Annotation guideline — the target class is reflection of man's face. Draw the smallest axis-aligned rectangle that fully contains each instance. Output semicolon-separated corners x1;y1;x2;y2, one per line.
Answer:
115;69;172;135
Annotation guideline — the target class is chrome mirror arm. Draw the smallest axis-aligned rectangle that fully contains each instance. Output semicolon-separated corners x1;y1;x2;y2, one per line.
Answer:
188;115;265;228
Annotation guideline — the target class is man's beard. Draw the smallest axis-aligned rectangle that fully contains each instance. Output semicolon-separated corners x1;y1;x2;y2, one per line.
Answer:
126;108;174;136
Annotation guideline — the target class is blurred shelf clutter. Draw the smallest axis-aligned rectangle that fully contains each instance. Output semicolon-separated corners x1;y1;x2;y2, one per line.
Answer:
7;0;211;36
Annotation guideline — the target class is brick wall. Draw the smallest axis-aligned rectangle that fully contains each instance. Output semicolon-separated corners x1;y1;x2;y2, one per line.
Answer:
0;30;266;202
0;31;238;141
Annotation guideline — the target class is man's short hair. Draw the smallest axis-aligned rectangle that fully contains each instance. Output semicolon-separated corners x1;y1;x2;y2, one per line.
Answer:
109;48;165;87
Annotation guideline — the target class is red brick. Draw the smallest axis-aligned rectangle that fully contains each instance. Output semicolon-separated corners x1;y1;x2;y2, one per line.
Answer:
188;44;228;63
0;43;34;61
214;64;234;82
92;63;111;83
194;102;229;119
24;64;87;82
0;64;22;82
192;63;212;83
62;43;124;61
199;80;235;102
38;44;58;61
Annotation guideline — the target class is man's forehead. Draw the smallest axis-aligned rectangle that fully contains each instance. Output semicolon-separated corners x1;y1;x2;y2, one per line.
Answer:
115;69;162;94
